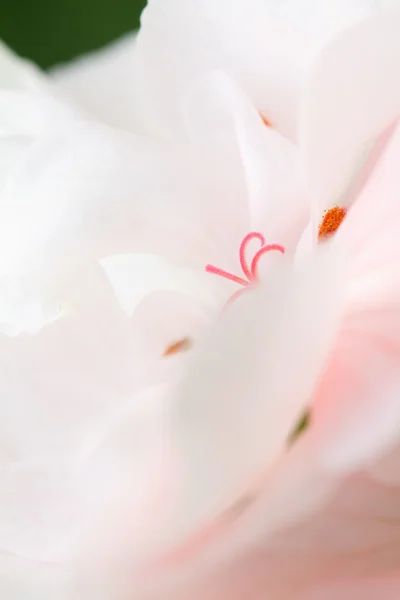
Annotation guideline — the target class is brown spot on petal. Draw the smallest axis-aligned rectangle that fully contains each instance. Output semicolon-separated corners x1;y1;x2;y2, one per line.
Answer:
163;337;192;358
318;206;347;242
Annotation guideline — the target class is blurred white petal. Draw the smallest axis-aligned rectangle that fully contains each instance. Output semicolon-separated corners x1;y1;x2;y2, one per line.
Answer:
129;0;377;139
299;11;400;216
51;34;139;130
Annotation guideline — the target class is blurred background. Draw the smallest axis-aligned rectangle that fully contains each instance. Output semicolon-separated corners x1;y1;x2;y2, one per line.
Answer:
0;0;147;69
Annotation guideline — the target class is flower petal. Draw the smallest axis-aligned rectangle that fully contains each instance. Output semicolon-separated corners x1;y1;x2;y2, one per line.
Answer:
0;266;146;459
0;553;69;600
311;121;400;472
184;71;309;253
130;0;377;140
0;383;171;573
74;423;400;600
101;253;221;318
0;42;80;199
0;121;247;277
150;246;343;554
0;117;250;334
0;40;79;136
0;40;46;90
51;34;140;130
299;11;400;217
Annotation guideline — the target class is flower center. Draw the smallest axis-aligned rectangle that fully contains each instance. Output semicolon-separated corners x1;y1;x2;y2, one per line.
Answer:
318;206;346;241
205;232;285;305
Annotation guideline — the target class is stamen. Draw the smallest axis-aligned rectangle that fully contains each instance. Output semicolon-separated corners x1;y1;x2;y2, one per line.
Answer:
224;287;248;307
260;114;272;128
163;337;192;358
239;232;265;280
318;206;346;241
205;265;248;287
251;244;285;279
205;231;285;305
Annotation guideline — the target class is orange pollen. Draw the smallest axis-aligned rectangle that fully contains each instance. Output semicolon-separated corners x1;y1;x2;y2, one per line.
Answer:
260;114;272;128
318;206;347;241
163;337;192;358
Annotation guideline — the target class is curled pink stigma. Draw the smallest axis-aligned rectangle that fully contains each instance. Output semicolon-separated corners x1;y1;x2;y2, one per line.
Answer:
206;232;285;304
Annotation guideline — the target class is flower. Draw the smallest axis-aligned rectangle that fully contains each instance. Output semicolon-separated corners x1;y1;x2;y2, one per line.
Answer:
2;3;400;600
0;29;309;600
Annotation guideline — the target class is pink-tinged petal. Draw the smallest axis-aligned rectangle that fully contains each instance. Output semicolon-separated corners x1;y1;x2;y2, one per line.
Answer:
130;0;375;140
184;71;309;253
312;319;400;471
74;460;400;599
310;122;400;472
302;576;400;600
70;249;343;600
51;34;139;130
299;11;400;217
144;248;342;557
369;443;400;487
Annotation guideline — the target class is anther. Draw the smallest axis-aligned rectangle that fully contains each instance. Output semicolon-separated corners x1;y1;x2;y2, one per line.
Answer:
318;206;346;241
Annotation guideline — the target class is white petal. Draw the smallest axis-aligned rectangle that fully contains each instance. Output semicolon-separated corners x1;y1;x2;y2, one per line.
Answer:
0;267;136;459
0;98;82;335
0;90;80;136
0;40;79;136
0;553;69;600
299;11;400;216
0;384;170;565
0;121;247;278
0;42;80;206
101;253;220;318
184;71;309;253
0;40;46;90
0;118;251;334
51;34;140;130
128;290;212;390
0;45;86;336
130;0;376;140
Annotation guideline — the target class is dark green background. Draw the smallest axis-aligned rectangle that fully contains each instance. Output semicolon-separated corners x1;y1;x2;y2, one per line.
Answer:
0;0;147;69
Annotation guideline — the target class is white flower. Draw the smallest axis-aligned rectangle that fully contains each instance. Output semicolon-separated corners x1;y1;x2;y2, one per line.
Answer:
2;2;400;600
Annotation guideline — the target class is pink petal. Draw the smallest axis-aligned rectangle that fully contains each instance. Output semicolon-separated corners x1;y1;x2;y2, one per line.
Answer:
310;122;400;471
